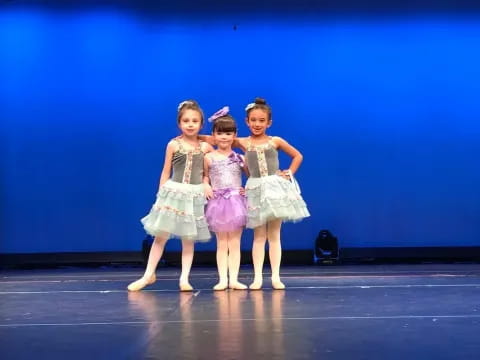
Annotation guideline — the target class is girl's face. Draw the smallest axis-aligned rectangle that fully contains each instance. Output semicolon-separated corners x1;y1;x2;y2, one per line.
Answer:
246;109;271;136
213;130;236;150
178;109;202;136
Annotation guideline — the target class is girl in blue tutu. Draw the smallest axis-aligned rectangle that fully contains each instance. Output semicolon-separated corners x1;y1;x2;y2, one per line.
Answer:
128;100;213;292
239;97;310;290
203;106;248;291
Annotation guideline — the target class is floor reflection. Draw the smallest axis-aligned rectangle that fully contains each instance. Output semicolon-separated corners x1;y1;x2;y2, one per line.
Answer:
127;291;198;359
251;290;286;359
126;289;286;359
214;290;248;358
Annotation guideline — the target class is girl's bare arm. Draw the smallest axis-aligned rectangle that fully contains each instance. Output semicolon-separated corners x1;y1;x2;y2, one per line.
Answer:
157;141;177;191
273;136;303;175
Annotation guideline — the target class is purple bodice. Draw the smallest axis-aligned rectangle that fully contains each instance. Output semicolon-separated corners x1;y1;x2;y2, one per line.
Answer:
209;152;244;190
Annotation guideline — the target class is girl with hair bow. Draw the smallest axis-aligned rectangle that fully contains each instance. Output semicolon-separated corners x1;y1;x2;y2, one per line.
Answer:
200;98;309;290
203;106;249;290
128;100;213;292
240;97;310;290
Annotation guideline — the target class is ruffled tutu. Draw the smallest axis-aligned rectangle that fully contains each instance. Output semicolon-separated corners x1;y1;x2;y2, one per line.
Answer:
141;180;211;242
205;188;247;233
245;175;310;229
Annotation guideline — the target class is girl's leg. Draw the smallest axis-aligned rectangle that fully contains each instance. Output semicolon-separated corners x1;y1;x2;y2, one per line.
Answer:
250;224;267;290
127;235;168;291
228;229;247;290
179;239;195;291
267;219;285;289
214;232;229;290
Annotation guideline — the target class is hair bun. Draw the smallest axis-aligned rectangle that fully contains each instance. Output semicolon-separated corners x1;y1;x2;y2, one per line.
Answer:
254;97;267;105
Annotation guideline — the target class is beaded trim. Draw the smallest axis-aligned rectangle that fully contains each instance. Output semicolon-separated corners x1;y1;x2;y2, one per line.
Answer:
257;148;268;177
182;151;194;183
153;204;206;220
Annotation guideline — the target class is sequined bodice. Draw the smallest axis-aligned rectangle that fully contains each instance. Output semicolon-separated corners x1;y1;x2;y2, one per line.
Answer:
209;153;243;190
245;137;279;178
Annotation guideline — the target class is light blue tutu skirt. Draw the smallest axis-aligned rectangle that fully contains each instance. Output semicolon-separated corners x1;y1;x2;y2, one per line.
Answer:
141;180;211;242
245;175;310;229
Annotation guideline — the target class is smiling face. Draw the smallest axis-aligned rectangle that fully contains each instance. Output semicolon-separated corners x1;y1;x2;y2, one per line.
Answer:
178;109;202;137
246;108;271;136
213;130;236;150
211;115;238;150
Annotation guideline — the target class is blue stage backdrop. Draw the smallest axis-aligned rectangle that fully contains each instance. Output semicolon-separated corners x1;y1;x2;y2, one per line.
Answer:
1;2;480;254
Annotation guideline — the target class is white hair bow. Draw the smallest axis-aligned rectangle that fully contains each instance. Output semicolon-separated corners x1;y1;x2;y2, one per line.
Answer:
245;103;255;112
177;100;194;112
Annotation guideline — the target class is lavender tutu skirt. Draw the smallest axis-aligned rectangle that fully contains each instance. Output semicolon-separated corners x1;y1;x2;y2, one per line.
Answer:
205;188;247;233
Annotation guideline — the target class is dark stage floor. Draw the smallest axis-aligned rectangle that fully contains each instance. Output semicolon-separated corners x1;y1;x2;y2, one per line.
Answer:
1;264;480;359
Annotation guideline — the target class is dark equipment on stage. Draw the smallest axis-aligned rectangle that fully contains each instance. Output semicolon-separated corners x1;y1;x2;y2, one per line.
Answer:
314;229;339;264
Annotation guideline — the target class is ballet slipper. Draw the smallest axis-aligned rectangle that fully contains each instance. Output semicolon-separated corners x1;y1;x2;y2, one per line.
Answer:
229;281;248;290
271;278;285;290
249;279;263;290
213;282;228;291
127;274;156;292
179;282;194;292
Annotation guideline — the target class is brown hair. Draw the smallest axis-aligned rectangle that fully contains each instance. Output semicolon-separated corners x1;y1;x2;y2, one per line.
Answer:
177;100;204;124
246;97;272;120
212;115;237;133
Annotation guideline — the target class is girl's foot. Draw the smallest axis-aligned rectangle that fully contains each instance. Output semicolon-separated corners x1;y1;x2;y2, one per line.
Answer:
229;281;248;290
179;282;194;292
271;278;285;290
213;282;228;291
249;278;263;290
127;274;156;292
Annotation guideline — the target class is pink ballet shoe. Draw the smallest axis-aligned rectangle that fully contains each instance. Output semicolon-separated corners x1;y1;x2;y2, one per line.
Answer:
213;282;228;291
127;274;156;292
249;279;263;290
229;281;248;290
179;282;194;292
271;278;285;290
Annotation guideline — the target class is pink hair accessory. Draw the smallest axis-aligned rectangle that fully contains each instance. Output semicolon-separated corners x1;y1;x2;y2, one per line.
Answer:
208;106;230;122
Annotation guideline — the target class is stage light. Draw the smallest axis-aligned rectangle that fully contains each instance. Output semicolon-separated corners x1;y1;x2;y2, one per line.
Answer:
314;229;339;264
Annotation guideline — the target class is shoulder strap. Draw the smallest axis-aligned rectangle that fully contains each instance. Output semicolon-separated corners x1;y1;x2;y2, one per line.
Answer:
173;137;184;152
199;141;208;154
246;136;252;149
268;136;277;148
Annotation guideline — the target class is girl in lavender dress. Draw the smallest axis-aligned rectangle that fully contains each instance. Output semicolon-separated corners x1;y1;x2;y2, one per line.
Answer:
203;107;248;290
